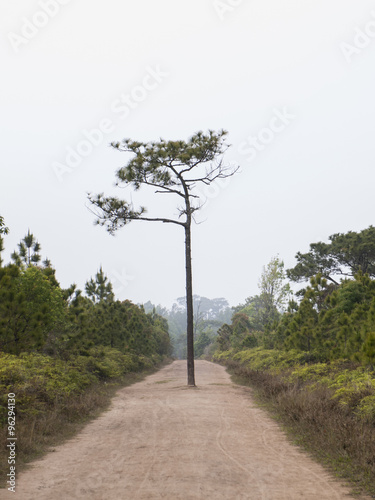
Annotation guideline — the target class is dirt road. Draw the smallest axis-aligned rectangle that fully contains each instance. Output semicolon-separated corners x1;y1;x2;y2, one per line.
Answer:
7;361;364;499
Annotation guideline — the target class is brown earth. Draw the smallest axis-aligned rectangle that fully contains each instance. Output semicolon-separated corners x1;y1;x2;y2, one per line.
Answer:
4;360;369;500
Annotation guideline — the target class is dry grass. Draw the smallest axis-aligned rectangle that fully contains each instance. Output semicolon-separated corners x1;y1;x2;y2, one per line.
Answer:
226;361;375;498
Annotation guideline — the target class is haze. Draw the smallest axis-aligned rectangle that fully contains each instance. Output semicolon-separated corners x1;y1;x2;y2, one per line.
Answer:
1;0;375;308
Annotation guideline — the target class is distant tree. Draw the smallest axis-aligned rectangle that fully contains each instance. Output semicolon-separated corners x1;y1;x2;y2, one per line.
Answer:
236;257;290;332
331;227;375;276
191;296;231;338
0;216;9;268
231;312;258;349
144;295;232;359
216;323;232;351
142;301;169;318
85;267;114;304
216;313;257;352
258;256;291;326
194;331;214;358
285;297;318;352
234;295;265;331
11;229;41;267
148;310;173;357
287;226;375;285
88;130;239;386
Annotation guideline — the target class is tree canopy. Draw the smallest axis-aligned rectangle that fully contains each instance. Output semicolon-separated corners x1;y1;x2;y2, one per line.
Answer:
11;229;42;267
0;224;172;360
88;130;237;232
287;226;375;285
85;266;114;304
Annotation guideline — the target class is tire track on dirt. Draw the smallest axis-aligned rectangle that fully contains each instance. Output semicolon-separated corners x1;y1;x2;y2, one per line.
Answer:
251;405;345;500
216;407;267;500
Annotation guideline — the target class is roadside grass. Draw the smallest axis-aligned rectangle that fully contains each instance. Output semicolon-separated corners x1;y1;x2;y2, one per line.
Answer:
1;357;172;486
216;353;375;499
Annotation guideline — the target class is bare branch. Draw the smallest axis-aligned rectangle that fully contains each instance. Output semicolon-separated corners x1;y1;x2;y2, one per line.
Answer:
133;216;185;227
186;162;240;185
153;188;184;196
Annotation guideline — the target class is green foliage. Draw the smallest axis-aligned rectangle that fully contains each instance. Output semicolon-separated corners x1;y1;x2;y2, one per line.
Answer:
0;265;67;354
215;315;258;353
194;331;214;358
284;293;319;352
233;295;266;331
0;216;9;236
214;347;375;424
287;241;338;285
362;332;375;368
234;257;290;335
11;229;42;267
148;312;173;357
258;256;291;324
0;228;172;360
215;231;375;368
88;130;237;234
73;347;140;379
216;324;233;352
255;272;375;364
231;313;258;349
85;266;114;304
356;395;375;422
65;298;172;359
0;348;164;427
0;352;94;423
215;347;321;372
0;223;172;432
287;226;375;284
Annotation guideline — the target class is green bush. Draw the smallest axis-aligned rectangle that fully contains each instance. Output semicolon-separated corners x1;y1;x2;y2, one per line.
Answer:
0;348;165;427
214;347;375;423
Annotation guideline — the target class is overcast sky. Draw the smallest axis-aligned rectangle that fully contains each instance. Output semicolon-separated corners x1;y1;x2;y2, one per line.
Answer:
1;0;375;309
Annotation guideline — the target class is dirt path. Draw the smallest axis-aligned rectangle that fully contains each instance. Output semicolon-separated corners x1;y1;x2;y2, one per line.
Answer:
5;361;366;499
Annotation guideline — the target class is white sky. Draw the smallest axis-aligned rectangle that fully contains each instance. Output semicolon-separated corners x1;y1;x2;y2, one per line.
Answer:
1;0;375;308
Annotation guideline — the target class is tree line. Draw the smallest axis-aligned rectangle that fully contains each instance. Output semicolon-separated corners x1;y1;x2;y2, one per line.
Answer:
216;226;375;367
0;220;172;360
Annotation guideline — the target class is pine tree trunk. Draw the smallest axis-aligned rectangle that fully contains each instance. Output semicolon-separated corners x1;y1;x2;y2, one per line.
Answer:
185;223;195;386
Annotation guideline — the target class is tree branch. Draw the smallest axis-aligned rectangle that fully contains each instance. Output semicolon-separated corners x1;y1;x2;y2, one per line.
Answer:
185;162;240;185
131;216;185;227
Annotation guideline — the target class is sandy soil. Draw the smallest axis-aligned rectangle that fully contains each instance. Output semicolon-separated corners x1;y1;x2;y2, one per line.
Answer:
5;360;368;500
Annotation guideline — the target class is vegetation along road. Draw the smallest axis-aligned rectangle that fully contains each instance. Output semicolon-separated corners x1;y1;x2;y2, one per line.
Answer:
6;361;368;500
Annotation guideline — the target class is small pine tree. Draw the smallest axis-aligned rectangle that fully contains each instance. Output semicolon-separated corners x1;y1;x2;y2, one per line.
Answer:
11;229;41;267
85;267;114;304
